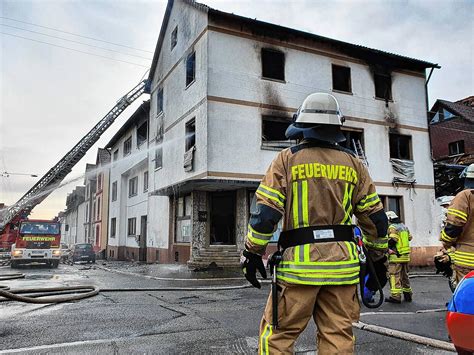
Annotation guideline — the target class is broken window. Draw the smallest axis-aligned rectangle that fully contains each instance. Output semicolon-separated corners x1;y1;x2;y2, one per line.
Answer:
110;218;116;238
380;195;403;222
157;88;163;115
123;137;132;156
340;128;364;154
128;176;138;197
332;65;351;93
374;73;392;100
261;48;285;81
449;140;465;156
389;133;411;160
127;217;136;236
137;122;148;146
261;116;292;150
186;51;196;87
111;181;117;201
171;26;178;50
175;195;191;243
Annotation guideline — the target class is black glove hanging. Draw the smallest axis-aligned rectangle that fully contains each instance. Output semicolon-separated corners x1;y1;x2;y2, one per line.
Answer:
241;250;267;289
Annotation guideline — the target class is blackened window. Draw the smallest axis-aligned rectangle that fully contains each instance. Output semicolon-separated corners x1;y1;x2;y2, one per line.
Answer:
261;116;292;150
127;218;136;236
123;137;132;156
137;122;148;146
332;65;351;93
449;140;465;156
186;51;196;87
389;133;411;160
185;119;196;151
157;88;163;114
261;48;285;81
374;73;392;100
340;128;363;153
171;26;178;50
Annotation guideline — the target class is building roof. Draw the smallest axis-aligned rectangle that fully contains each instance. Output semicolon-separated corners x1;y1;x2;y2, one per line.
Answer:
435;99;474;123
148;0;440;82
105;100;150;149
96;148;111;166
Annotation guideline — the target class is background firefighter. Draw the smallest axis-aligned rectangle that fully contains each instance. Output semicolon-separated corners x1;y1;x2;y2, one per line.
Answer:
240;93;389;354
385;211;413;303
439;163;474;284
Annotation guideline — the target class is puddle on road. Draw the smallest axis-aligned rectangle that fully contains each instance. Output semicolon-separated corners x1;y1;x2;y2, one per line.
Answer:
25;274;55;280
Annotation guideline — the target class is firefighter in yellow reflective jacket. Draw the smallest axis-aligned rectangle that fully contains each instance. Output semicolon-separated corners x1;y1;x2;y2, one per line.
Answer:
440;163;474;283
240;93;389;354
385;211;413;303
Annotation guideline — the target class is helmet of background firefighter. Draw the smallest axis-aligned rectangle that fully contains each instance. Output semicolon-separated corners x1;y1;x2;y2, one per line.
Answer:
285;93;346;143
385;211;399;222
463;163;474;189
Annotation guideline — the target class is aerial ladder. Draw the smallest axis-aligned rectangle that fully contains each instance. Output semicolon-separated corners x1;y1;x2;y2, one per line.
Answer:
0;80;147;232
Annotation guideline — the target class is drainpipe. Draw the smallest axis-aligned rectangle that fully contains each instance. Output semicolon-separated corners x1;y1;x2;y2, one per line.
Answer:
425;66;437;161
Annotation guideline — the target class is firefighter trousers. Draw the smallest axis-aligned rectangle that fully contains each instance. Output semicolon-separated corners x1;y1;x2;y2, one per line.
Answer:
258;283;360;355
454;264;474;284
388;262;412;301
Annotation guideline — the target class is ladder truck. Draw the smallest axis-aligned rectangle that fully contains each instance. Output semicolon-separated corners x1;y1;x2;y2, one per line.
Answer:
0;80;148;265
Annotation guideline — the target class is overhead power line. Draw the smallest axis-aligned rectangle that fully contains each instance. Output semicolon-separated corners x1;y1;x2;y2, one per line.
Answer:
1;24;152;61
0;16;154;54
1;32;149;68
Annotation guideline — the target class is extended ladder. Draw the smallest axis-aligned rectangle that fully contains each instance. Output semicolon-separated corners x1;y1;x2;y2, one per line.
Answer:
1;80;147;229
352;139;369;167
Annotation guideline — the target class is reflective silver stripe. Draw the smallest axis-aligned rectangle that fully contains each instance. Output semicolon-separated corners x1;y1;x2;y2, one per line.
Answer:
299;245;305;263
301;109;339;115
257;185;285;204
277;271;359;284
248;227;273;241
278;262;360;271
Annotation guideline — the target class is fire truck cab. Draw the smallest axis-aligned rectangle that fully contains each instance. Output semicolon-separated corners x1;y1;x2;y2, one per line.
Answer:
10;220;62;268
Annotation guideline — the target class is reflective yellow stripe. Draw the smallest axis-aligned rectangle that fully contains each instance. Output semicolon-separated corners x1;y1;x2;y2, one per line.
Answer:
454;250;474;257
341;183;355;225
294;246;300;263
292;181;299;228
447;208;468;219
304;244;310;262
277;271;359;285
260;184;286;202
345;241;354;260
440;230;456;243
280;259;359;266
301;180;309;227
356;197;381;211
260;323;272;354
390;275;402;295
256;189;284;207
249;225;273;237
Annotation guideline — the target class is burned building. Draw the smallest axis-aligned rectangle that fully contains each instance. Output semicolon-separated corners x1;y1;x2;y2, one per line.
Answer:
146;0;441;267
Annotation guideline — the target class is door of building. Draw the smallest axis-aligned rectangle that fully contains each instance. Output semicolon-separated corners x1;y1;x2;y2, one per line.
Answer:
139;215;147;262
210;191;236;245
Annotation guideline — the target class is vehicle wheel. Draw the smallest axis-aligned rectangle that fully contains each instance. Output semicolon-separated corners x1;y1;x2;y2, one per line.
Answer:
92;258;96;264
10;260;18;268
52;260;59;268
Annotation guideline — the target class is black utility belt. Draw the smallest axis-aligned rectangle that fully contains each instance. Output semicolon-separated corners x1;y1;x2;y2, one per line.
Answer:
278;225;354;250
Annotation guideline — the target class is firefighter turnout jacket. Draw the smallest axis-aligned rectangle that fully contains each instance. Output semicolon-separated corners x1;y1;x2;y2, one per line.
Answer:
440;189;474;270
245;141;388;286
388;223;412;263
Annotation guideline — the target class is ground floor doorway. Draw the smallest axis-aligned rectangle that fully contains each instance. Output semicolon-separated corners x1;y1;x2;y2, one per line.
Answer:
209;191;236;245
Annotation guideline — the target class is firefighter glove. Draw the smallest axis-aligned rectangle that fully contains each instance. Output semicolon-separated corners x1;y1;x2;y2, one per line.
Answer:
366;255;388;292
434;254;453;278
241;250;267;289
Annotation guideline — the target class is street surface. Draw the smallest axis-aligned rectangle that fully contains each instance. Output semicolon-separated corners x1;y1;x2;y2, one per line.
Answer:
0;262;455;354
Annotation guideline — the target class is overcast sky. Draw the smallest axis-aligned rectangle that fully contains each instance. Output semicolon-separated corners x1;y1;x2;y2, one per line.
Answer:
1;0;473;219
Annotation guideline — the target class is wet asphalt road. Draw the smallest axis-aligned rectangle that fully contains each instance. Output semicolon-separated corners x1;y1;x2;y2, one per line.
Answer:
0;263;455;354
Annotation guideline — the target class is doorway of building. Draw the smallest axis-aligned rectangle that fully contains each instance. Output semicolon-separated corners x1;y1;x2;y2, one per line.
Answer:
139;215;147;262
210;191;236;245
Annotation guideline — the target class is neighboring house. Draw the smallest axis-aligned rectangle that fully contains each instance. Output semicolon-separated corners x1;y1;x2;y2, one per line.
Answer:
145;0;441;267
92;148;111;256
60;186;86;245
429;96;474;164
84;164;97;245
106;101;150;261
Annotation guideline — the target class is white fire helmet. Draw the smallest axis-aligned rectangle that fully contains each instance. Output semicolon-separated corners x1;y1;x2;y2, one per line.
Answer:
464;163;474;189
386;211;399;220
437;196;454;207
285;93;346;142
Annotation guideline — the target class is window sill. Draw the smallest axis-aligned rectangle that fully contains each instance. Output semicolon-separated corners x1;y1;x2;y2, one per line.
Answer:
374;97;393;102
390;158;413;162
127;235;136;238
332;89;353;96
154;166;163;172
261;77;286;84
128;194;138;198
124;152;131;157
174;242;191;245
185;80;196;90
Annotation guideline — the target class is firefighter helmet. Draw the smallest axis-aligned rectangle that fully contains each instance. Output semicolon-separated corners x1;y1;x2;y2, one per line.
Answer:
465;163;474;189
386;211;398;221
285;93;346;142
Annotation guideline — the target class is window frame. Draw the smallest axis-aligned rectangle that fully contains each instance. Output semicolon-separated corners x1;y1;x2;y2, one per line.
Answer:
128;176;138;198
379;195;404;223
185;118;196;152
331;64;352;94
448;140;465;156
137;121;148;147
261;48;285;82
261;115;292;151
111;181;117;202
171;26;178;50
110;218;116;238
389;133;412;161
185;51;196;88
127;217;137;236
113;149;119;161
340;127;364;153
374;73;393;101
175;194;192;243
143;171;149;192
123;137;132;156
